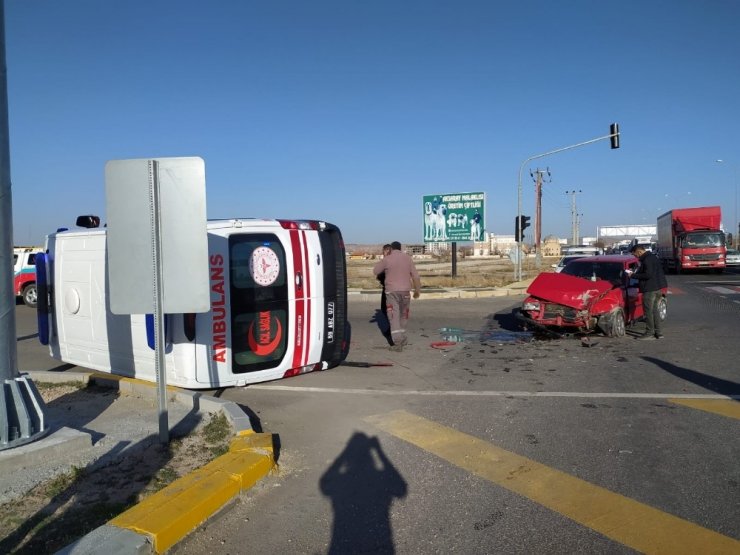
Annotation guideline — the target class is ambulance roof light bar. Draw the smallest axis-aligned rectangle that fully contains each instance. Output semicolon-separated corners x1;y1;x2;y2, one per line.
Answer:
278;219;318;231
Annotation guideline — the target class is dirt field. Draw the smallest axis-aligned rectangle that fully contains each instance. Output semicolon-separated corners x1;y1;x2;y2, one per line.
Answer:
348;255;558;289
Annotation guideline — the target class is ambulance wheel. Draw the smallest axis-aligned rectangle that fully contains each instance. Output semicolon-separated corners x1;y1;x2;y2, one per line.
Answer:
22;284;37;308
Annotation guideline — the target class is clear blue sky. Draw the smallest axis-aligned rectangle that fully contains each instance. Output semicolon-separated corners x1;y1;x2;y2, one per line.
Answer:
5;1;740;246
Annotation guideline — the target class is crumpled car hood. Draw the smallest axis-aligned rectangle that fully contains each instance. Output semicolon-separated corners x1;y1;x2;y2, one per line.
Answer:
526;272;613;310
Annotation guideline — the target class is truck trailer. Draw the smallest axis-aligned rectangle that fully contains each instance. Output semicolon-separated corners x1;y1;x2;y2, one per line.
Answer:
656;206;726;273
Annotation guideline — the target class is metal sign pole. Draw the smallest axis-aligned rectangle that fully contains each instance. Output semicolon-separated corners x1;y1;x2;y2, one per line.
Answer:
451;242;457;278
148;160;168;444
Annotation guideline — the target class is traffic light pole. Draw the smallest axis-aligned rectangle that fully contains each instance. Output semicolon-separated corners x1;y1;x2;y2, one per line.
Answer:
515;126;620;281
0;3;49;450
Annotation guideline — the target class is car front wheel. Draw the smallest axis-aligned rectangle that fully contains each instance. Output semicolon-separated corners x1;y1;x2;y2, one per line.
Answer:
657;297;667;321
603;308;626;337
22;284;37;308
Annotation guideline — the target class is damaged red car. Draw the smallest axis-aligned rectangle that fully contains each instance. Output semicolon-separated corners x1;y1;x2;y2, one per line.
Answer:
516;255;667;337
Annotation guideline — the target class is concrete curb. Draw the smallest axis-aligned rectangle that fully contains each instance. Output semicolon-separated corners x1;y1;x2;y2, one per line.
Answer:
26;370;276;555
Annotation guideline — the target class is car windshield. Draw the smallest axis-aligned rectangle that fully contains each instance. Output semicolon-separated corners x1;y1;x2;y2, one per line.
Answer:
683;232;724;248
562;261;624;284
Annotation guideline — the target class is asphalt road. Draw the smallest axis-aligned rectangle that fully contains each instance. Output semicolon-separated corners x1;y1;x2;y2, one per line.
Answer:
171;271;739;555
14;271;740;554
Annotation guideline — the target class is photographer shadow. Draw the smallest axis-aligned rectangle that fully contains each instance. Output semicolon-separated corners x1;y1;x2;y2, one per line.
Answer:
320;432;407;554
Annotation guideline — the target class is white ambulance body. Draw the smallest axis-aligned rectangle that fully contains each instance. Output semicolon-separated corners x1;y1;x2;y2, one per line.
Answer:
37;218;349;389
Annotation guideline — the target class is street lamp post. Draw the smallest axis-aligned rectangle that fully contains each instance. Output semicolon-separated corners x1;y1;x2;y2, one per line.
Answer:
515;125;620;281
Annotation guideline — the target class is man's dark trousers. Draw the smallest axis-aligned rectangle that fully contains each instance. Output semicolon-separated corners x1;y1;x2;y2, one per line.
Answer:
643;290;662;336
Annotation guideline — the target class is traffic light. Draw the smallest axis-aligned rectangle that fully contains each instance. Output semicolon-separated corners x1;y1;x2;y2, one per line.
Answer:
610;123;620;149
514;215;531;242
521;215;531;235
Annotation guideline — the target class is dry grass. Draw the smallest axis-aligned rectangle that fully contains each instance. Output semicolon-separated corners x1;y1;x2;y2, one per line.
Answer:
348;255;558;289
0;386;233;555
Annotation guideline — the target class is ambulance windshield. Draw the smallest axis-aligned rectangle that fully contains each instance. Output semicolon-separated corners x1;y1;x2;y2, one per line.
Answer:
229;234;289;373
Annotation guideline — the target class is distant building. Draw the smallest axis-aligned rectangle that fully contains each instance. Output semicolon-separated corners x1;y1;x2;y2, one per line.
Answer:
488;233;517;255
541;235;561;257
470;240;491;257
406;244;428;256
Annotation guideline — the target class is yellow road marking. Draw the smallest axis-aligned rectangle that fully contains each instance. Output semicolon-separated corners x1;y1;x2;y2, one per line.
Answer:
668;398;740;420
365;410;740;555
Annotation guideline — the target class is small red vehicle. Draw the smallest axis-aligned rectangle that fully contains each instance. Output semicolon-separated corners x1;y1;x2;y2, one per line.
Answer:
516;255;667;337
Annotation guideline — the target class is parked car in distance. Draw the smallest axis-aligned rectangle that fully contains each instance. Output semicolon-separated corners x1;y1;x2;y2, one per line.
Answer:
518;255;667;337
725;248;740;266
552;253;595;273
13;246;41;307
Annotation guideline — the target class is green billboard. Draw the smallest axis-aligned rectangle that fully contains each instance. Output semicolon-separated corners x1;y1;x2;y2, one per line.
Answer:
423;192;485;243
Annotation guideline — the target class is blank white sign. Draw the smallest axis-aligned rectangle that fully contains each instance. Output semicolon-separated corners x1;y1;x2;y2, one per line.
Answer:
105;157;210;315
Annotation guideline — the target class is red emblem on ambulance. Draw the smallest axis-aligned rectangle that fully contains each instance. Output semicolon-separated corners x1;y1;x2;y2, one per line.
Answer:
247;311;282;356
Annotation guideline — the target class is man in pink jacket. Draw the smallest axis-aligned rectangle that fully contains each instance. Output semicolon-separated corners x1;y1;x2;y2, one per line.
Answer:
373;242;422;351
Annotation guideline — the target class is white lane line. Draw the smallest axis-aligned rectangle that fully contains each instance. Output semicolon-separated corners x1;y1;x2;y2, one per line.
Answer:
247;384;740;400
706;286;740;295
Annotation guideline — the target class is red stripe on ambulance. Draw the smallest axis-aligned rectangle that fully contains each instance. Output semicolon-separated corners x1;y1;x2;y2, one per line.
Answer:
300;230;312;367
289;229;306;368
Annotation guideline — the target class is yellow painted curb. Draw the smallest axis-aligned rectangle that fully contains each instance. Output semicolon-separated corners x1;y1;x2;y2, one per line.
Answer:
110;433;276;553
669;398;740;420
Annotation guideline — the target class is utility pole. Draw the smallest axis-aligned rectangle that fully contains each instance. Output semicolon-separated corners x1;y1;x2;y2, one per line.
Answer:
565;190;582;245
530;168;551;267
515;124;620;281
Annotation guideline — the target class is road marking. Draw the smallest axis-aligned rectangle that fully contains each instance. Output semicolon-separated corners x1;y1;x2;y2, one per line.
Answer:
669;398;740;419
706;285;740;295
365;410;740;555
248;384;740;400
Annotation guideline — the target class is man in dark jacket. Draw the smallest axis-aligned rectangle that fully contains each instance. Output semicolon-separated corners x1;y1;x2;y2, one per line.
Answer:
628;245;668;340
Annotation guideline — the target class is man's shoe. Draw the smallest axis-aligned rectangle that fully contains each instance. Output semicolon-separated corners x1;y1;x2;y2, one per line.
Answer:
389;344;404;352
655;334;664;339
636;334;656;341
